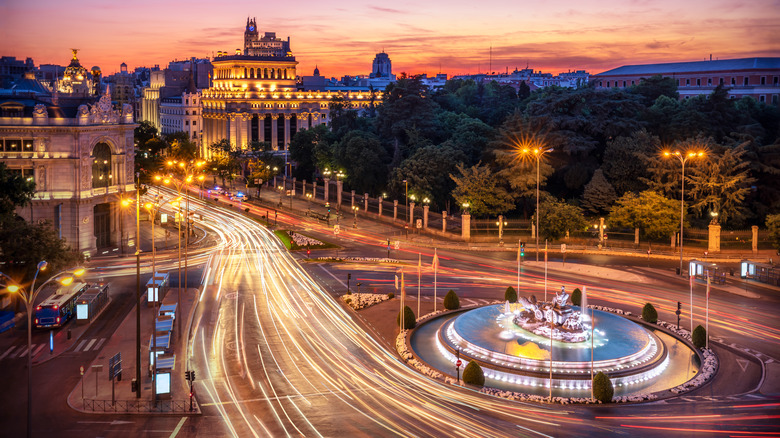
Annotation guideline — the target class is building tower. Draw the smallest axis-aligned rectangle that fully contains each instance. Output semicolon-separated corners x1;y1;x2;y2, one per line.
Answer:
244;17;259;54
371;51;392;78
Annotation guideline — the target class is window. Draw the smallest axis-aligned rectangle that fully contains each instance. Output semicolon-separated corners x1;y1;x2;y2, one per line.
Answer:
91;142;112;189
759;95;765;103
774;76;779;85
606;81;610;87
686;79;690;86
719;78;724;85
731;77;736;85
772;95;778;104
761;76;766;85
192;121;196;126
696;79;701;86
3;138;22;152
23;139;33;152
185;121;189;126
631;80;635;85
622;81;626;87
599;81;603;87
744;77;749;86
707;78;712;86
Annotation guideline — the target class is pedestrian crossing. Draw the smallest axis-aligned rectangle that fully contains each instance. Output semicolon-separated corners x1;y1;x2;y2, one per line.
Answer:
0;337;106;361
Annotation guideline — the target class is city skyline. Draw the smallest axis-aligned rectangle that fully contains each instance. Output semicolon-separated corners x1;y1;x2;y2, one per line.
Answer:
2;0;779;77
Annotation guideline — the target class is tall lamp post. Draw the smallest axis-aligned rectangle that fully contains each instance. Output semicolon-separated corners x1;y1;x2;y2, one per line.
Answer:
519;147;554;262
403;179;408;223
664;150;705;276
2;264;85;438
156;160;206;338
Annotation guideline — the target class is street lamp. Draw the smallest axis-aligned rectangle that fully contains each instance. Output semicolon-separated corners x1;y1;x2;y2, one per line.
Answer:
352;205;359;228
664;149;705;276
403;179;408;223
519;147;554;261
155;159;206;338
1;263;85;438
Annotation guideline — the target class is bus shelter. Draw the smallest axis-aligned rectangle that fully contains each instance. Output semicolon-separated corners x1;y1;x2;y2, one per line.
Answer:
149;332;171;367
75;284;109;323
689;259;726;284
741;260;780;286
155;354;176;399
146;272;169;306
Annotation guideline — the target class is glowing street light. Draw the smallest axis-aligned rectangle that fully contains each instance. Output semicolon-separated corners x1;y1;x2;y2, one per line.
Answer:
664;149;705;276
519;146;554;262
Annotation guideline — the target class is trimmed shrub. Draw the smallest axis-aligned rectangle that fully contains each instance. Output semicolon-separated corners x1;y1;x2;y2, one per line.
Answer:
443;290;460;310
571;288;582;306
346;290;352;295
692;325;707;349
345;297;352;305
592;371;614;403
245;208;250;213
642;302;658;323
397;305;416;329
504;286;518;303
462;360;485;386
388;292;395;299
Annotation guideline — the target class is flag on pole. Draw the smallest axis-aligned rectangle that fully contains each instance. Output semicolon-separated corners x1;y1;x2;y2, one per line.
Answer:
432;249;439;272
395;274;399;290
517;241;521;262
707;274;710;300
401;272;406;301
418;253;422;273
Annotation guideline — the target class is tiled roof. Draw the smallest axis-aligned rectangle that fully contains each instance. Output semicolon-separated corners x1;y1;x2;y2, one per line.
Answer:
595;58;780;76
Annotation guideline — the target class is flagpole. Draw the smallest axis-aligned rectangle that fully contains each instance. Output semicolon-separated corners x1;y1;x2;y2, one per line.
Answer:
544;240;548;302
706;274;710;349
400;270;405;333
433;249;438;313
690;273;694;334
417;253;421;317
591;306;594;400
517;239;520;293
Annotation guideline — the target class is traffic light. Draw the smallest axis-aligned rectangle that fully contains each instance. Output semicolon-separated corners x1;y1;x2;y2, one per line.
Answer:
191;370;195;381
348;273;352;280
306;248;311;257
676;301;682;315
520;242;525;258
185;371;191;381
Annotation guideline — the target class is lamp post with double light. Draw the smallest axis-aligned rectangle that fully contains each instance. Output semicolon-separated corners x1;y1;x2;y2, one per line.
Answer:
519;147;554;261
664;149;705;276
2;264;85;438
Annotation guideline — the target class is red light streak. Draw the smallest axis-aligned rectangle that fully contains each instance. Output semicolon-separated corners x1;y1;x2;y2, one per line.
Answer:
619;424;780;434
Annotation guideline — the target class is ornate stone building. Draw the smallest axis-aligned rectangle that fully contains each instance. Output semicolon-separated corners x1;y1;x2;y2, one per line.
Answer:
1;71;136;258
201;18;379;157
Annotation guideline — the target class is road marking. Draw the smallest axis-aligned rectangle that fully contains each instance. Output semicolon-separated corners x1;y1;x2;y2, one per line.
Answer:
169;417;187;438
93;337;107;351
18;345;34;358
736;358;749;372
84;338;97;352
0;345;18;360
32;344;45;357
74;339;87;352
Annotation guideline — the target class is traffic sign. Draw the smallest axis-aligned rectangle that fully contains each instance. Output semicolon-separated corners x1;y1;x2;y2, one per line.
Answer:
455;360;462;367
394;241;400;250
416;219;422;229
333;225;340;235
561;243;566;253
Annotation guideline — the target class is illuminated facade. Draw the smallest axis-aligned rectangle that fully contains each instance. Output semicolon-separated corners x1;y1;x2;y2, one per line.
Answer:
58;49;92;96
201;18;379;157
0;72;136;257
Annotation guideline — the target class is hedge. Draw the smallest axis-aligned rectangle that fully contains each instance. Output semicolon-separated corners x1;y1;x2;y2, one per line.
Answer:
397;305;416;329
592;371;614;403
462;360;485;386
443;290;460;310
504;286;517;303
642;302;658;323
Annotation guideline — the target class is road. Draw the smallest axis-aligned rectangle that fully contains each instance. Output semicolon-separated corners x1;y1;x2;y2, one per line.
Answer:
1;191;778;437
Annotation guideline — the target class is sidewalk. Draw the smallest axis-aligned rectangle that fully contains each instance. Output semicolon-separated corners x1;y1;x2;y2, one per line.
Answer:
66;285;201;415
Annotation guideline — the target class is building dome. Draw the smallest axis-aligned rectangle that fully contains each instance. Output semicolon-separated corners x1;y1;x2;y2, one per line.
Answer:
64;49;88;80
313;65;320;76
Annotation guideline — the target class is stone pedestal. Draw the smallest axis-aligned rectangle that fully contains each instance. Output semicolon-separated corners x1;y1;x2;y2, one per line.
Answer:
752;225;759;253
292;177;296;196
409;202;415;225
336;180;343;208
423;205;429;228
393;200;398;220
351;190;355;208
378;197;383;216
364;193;369;211
708;224;721;252
462;213;471;241
323;178;330;203
442;211;447;233
635;228;640;245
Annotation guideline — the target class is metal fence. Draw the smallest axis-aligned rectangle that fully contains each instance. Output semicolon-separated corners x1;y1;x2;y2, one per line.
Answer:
82;398;193;413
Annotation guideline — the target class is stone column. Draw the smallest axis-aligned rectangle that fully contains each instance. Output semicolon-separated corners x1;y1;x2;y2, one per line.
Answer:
228;114;237;149
336;180;343;208
301;113;310;130
239;114;249;150
393;200;398;220
498;215;504;240
350;190;355;208
423;205;429;229
708;223;721;252
259;115;265;142
364;193;369;212
378;196;383;216
671;233;676;249
271;114;279;150
283;114;291;150
292;177;296;196
752;226;759;253
635;228;640;245
462;213;471;241
323;178;330;203
599;217;605;243
442;211;447;233
312;181;317;201
302;180;307;197
409;202;415;226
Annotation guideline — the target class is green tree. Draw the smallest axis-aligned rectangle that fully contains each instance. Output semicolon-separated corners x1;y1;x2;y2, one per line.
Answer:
609;191;681;240
168;135;199;160
504;286;517;303
397;305;416;329
462;360;485;386
581;169;617;216
332;130;390;195
450;163;514;218
686;142;756;226
592;372;614;403
0;216;79;284
642;302;658;323
443;290;460;310
289;124;333;181
692;325;707;349
134;120;158;148
571;288;582;306
0;162;36;217
767;214;780;252
534;197;587;241
390;144;468;211
601;130;658;196
629;74;679;106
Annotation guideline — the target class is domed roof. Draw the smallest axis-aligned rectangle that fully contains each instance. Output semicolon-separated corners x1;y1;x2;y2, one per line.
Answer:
64;49;88;79
11;71;51;96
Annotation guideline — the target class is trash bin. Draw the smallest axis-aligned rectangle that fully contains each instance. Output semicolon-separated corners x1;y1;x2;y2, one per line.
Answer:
676;267;681;275
131;378;138;393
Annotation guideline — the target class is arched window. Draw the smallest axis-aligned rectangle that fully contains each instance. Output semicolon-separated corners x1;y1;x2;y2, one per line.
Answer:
250;68;254;78
244;68;248;78
277;68;282;79
283;70;287;79
264;68;268;79
91;142;112;189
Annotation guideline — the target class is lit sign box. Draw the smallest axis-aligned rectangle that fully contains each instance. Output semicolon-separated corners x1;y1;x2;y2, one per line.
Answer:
76;303;89;320
156;371;171;395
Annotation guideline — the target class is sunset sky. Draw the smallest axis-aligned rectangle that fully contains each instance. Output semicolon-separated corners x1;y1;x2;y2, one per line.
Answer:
2;0;778;77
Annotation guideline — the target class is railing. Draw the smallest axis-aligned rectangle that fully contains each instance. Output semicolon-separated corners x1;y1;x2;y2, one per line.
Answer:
82;398;194;413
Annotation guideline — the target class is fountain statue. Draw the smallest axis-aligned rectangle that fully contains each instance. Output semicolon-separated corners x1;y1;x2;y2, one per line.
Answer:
514;289;587;342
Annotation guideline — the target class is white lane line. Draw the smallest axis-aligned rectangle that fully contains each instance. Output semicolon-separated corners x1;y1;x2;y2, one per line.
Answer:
18;344;34;358
32;344;46;357
93;338;107;351
168;417;187;438
84;338;97;352
74;339;87;352
0;345;18;360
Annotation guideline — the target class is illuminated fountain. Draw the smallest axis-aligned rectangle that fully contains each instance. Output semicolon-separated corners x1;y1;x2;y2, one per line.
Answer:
409;289;698;397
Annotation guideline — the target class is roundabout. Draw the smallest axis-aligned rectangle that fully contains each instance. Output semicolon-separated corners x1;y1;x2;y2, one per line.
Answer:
409;297;704;399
